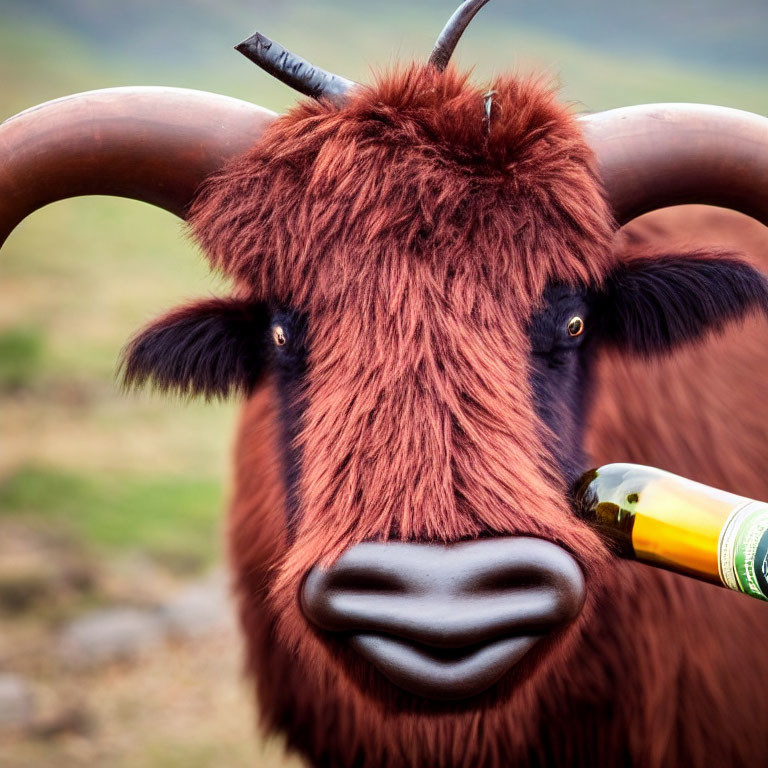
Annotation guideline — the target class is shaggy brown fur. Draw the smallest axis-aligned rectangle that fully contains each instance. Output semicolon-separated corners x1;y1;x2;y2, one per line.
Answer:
182;66;768;767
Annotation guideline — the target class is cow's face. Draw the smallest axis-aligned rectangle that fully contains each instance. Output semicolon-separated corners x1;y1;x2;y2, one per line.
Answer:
122;65;768;758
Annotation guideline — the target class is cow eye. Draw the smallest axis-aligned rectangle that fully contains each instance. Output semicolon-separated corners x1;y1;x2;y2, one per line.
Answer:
272;325;287;346
567;316;585;337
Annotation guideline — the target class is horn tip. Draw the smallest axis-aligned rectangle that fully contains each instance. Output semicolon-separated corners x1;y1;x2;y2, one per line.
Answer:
235;32;267;57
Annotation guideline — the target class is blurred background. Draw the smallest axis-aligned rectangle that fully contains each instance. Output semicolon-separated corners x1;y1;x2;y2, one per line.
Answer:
0;1;765;766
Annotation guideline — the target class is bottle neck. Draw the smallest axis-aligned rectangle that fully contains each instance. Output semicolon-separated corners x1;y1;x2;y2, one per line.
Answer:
573;467;635;557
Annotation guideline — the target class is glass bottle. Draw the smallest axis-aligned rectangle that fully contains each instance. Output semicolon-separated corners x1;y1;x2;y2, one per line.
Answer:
573;463;768;601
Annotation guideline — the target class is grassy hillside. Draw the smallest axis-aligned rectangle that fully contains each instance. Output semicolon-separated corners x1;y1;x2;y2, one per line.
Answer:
6;0;768;73
0;16;237;570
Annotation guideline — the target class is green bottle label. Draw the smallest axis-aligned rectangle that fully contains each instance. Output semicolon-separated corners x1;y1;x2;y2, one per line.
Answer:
718;501;768;601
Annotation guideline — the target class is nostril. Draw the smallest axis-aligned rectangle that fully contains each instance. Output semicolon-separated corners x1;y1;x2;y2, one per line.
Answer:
315;545;412;594
324;567;405;594
466;540;586;623
471;565;548;592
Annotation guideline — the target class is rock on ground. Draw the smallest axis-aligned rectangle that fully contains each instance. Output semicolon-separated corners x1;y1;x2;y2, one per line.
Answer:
0;673;35;730
56;607;166;670
160;572;232;640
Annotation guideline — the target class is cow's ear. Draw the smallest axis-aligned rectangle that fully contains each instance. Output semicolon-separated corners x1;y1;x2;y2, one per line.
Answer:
120;297;270;399
591;252;768;356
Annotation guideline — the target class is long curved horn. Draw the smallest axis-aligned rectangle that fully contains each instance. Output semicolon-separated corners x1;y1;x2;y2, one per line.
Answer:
236;32;356;104
429;0;494;72
0;87;276;247
581;104;768;226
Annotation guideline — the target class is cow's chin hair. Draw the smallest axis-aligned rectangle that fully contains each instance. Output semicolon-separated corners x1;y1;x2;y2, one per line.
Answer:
238;562;602;768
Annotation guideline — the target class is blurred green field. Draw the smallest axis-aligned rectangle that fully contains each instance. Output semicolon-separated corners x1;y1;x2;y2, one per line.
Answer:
0;468;222;573
0;3;765;766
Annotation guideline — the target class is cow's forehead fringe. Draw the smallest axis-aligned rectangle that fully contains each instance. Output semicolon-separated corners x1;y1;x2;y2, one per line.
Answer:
190;64;617;311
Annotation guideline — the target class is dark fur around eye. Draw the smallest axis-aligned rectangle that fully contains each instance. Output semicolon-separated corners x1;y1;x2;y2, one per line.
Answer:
270;308;309;373
269;308;310;529
527;283;592;481
529;284;589;357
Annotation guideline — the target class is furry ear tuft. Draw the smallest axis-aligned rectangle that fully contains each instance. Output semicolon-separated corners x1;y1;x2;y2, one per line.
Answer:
593;252;768;356
120;298;270;399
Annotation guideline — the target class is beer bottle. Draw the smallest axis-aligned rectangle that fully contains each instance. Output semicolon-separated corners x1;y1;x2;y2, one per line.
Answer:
573;463;768;601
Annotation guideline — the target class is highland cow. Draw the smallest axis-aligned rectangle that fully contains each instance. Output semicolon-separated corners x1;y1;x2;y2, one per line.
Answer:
2;2;768;767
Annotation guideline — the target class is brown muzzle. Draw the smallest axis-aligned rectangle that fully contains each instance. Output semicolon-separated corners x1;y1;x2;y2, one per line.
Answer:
301;537;586;701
